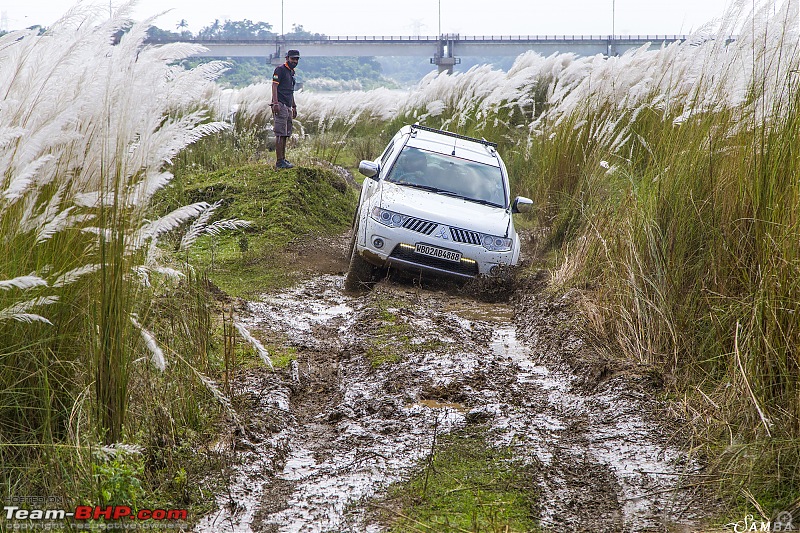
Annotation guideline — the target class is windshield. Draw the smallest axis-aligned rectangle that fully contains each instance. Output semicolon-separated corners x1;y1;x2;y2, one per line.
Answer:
386;147;507;208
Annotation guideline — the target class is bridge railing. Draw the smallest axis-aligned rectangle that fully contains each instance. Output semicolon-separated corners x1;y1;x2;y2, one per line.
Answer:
148;34;693;45
455;34;688;41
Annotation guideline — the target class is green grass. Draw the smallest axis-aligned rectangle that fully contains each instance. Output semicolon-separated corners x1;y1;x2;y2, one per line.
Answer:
163;163;358;298
378;426;539;532
363;295;448;368
365;298;411;367
267;345;298;370
0;118;358;519
0;267;228;523
512;69;800;518
0;17;241;520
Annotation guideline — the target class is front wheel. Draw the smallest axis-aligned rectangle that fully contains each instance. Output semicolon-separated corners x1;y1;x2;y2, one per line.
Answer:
344;213;376;291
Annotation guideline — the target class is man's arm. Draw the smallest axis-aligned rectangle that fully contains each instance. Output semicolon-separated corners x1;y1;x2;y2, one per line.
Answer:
271;67;281;111
271;81;279;109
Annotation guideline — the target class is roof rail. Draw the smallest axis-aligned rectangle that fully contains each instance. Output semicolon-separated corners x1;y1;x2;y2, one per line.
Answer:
411;124;497;148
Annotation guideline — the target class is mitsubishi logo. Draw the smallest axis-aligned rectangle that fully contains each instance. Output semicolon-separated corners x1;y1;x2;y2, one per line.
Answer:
434;226;450;240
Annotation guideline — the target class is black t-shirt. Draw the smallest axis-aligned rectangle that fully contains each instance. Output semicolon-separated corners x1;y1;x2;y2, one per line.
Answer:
272;64;296;106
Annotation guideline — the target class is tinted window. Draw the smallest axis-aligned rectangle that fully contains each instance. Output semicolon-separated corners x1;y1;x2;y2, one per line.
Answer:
387;147;506;208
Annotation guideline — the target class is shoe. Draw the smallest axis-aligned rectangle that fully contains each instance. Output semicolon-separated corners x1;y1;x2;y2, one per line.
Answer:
275;159;294;169
282;159;295;168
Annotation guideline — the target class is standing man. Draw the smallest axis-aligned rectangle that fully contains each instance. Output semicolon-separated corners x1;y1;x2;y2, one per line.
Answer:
271;49;300;169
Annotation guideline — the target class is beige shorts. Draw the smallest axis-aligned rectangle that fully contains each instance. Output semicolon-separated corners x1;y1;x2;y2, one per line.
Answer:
273;103;293;137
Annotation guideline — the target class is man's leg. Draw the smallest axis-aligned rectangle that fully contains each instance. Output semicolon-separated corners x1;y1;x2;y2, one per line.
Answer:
276;136;286;164
284;115;293;165
275;136;294;169
274;104;291;167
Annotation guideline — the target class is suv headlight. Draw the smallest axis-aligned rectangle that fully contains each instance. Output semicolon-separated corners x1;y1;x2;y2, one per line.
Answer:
371;207;407;228
481;234;513;252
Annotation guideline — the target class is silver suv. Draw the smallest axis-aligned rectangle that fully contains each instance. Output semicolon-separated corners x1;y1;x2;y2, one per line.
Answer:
345;124;532;290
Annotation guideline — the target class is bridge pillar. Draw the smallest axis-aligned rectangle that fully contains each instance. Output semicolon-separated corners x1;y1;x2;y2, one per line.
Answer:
269;40;286;66
431;34;461;75
431;56;458;74
607;38;617;57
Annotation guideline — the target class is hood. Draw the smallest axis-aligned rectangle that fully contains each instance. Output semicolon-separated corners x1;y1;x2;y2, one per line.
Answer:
379;181;511;236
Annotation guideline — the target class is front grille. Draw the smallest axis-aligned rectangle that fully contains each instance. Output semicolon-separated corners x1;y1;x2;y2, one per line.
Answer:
449;227;482;245
389;245;479;277
402;216;437;235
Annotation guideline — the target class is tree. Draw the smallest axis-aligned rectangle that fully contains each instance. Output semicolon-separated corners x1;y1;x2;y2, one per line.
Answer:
285;24;326;39
197;19;275;40
176;19;188;31
197;19;221;39
145;25;194;41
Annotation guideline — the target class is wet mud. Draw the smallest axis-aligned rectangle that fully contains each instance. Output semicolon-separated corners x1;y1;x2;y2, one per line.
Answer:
196;240;708;532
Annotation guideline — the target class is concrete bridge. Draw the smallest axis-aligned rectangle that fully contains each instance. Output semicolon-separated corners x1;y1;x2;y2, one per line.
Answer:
156;34;691;73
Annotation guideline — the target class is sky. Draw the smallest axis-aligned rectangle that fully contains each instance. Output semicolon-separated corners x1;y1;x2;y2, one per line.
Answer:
2;0;733;36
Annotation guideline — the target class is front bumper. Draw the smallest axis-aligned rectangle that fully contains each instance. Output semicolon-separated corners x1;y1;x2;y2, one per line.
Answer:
358;218;516;278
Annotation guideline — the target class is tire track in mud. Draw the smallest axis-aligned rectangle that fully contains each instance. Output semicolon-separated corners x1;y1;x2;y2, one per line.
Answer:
196;274;706;532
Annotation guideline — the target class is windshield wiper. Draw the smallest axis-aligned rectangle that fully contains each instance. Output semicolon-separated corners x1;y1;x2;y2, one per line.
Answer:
394;182;447;193
437;190;467;199
394;183;504;207
439;191;504;208
462;197;504;208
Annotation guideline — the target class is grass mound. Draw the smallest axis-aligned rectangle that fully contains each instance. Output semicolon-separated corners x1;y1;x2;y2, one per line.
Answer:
170;164;357;297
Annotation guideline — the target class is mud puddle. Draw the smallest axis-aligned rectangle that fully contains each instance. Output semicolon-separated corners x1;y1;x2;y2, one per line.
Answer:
197;274;705;532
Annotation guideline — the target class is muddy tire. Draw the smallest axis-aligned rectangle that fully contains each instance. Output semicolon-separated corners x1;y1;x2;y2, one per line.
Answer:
344;214;376;291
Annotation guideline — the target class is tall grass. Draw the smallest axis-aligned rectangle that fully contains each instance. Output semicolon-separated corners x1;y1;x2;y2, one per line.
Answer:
224;0;800;510
0;2;234;501
532;1;800;507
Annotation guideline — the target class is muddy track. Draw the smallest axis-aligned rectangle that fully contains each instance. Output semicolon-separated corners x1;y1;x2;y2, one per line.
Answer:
196;239;707;533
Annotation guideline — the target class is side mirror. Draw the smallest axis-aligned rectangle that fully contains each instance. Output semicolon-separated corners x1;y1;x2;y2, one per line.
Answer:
512;196;533;214
358;160;380;180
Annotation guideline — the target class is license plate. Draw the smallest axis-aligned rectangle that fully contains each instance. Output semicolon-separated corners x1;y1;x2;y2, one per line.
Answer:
414;243;462;262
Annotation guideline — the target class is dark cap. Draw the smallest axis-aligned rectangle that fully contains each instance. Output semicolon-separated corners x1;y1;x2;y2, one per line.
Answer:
286;49;300;58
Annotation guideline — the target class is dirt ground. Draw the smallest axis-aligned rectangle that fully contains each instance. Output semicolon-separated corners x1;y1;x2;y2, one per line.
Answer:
194;231;712;533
